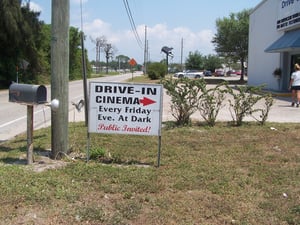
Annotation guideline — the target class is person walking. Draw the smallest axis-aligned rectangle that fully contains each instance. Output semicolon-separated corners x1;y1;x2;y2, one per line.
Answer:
289;63;300;107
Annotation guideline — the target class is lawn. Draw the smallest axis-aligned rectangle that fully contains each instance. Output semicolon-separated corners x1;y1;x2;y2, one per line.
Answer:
0;122;300;224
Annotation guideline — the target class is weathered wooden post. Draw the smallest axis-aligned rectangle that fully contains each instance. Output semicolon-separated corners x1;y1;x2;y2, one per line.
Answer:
51;0;70;159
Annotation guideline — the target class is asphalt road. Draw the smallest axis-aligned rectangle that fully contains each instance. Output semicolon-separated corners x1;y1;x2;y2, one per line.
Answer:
0;74;298;142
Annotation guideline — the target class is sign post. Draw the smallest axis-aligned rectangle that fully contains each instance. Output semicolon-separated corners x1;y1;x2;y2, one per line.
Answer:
129;58;137;81
88;82;163;166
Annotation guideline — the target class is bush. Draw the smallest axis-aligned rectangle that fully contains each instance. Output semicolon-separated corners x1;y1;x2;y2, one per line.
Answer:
162;78;204;126
226;85;273;126
162;78;274;127
89;147;106;160
147;62;166;80
198;82;226;126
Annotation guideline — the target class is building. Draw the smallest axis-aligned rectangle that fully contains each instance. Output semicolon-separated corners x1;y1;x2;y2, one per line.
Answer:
248;0;300;91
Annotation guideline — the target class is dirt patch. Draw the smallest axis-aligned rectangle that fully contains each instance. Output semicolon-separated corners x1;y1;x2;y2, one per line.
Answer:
30;156;69;172
11;150;70;172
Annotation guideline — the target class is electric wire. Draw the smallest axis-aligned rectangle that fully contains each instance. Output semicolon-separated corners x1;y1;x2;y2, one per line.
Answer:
123;0;143;49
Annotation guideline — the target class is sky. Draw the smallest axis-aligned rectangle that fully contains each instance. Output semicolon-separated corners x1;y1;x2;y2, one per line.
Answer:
29;0;262;64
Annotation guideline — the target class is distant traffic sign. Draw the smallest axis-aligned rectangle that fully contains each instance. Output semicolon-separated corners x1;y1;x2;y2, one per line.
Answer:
129;58;137;66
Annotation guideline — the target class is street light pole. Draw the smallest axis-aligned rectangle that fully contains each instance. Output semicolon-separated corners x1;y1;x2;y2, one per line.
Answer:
161;46;173;75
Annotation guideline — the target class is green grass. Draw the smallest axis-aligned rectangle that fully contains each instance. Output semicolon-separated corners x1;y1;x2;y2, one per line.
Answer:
0;122;300;224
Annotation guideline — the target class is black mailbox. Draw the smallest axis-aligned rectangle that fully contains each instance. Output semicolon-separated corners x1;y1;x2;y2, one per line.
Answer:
9;83;47;105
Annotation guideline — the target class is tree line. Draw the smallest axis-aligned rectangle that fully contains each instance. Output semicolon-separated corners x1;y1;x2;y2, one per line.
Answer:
0;0;92;88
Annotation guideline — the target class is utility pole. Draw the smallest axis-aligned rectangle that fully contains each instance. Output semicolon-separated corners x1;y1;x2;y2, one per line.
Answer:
181;38;183;71
51;0;70;159
143;26;147;74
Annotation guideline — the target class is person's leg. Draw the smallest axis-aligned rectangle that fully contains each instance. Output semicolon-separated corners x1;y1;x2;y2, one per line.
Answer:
297;90;300;107
292;89;296;106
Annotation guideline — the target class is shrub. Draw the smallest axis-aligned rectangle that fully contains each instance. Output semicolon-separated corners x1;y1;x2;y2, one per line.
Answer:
89;147;106;160
226;85;273;126
147;62;166;80
163;78;274;127
251;93;274;125
162;78;204;126
198;82;226;126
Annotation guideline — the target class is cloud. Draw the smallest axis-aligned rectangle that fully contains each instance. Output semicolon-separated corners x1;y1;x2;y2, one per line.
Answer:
85;19;113;38
71;0;88;4
29;2;42;12
29;1;215;64
73;16;215;63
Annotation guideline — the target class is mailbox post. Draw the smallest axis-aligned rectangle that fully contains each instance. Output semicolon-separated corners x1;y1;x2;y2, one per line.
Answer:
9;83;47;164
27;105;34;164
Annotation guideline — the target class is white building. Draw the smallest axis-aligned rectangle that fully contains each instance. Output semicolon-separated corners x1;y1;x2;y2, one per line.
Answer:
248;0;300;91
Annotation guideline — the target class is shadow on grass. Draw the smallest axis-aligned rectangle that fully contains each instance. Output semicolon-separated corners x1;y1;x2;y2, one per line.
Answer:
0;145;27;153
203;78;247;85
0;157;27;165
94;157;154;167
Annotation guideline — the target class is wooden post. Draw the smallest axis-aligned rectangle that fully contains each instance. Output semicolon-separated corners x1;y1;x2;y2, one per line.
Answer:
51;0;70;159
27;105;34;164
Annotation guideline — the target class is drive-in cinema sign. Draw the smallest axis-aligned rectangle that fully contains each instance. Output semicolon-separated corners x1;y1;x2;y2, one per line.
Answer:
88;82;163;136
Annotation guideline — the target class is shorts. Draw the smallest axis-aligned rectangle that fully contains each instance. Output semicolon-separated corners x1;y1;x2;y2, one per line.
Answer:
291;86;300;90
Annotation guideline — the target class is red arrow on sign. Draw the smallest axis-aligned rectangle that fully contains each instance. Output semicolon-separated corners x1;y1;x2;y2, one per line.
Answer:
139;97;156;106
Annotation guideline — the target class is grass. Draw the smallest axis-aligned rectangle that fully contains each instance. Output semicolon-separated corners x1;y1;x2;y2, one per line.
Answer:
0;122;300;224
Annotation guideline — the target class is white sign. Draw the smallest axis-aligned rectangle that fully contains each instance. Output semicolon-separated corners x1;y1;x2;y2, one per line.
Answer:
277;0;300;30
88;82;163;136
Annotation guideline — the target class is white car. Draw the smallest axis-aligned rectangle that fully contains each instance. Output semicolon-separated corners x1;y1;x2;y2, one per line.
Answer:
174;70;204;79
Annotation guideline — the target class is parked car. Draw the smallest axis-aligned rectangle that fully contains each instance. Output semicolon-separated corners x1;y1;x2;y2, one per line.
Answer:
226;70;237;76
174;71;185;78
214;70;225;77
204;70;212;76
174;70;204;79
236;70;242;75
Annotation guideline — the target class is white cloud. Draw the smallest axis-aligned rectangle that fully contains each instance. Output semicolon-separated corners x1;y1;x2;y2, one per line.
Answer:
71;0;88;4
29;2;42;12
85;19;112;37
83;19;215;63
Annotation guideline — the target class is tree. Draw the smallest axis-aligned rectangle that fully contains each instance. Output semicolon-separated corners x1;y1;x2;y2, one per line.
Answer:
185;51;204;70
203;54;223;72
69;27;86;80
38;24;51;79
91;35;107;73
212;9;251;81
115;55;130;71
103;43;116;74
0;0;42;84
0;1;91;86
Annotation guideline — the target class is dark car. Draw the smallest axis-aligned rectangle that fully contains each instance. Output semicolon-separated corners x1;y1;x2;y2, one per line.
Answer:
204;70;212;76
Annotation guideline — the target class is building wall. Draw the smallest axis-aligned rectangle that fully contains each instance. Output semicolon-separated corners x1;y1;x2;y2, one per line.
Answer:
248;0;283;90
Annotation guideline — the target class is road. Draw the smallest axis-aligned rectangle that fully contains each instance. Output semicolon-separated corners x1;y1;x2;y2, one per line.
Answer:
0;72;142;142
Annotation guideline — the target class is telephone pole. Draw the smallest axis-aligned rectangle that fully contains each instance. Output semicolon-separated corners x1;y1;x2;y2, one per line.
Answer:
51;0;70;159
181;38;183;71
143;26;147;74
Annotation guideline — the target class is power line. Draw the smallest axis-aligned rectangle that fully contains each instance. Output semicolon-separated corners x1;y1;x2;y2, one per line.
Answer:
123;0;143;49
